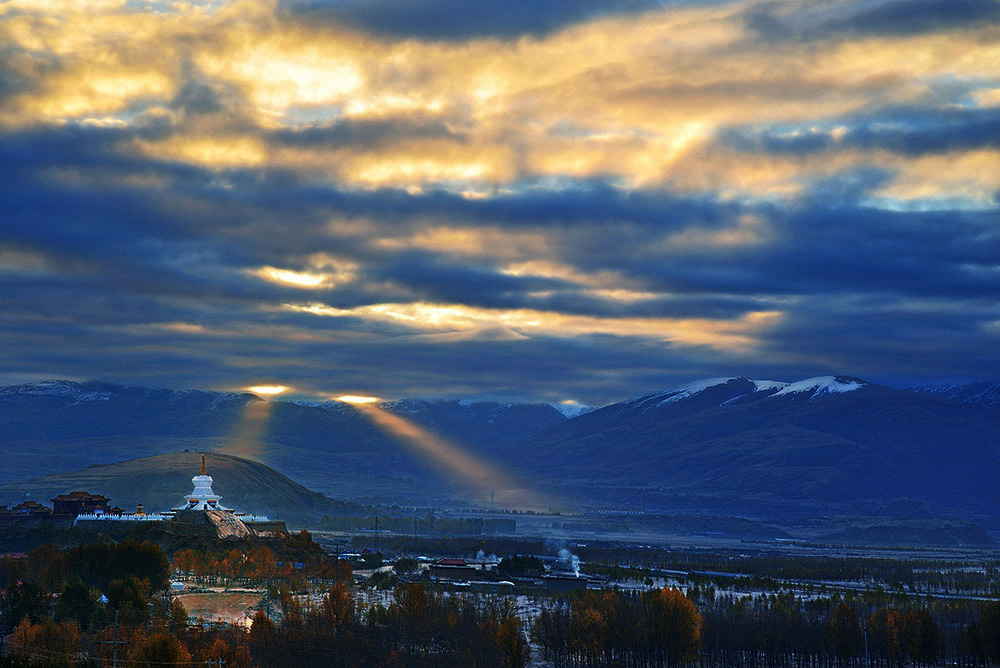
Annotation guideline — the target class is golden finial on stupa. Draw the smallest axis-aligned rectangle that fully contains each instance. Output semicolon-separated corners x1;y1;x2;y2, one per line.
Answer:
201;454;206;476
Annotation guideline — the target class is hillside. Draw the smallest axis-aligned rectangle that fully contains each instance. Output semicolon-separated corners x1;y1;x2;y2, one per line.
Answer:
502;377;1000;520
0;451;360;524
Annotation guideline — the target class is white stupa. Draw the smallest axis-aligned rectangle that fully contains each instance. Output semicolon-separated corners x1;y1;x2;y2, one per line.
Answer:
173;454;231;511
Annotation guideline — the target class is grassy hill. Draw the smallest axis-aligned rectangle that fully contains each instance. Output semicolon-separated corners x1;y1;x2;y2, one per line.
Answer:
0;451;360;524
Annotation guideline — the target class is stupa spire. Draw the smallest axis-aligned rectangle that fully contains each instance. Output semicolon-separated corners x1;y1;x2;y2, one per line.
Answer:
172;454;228;512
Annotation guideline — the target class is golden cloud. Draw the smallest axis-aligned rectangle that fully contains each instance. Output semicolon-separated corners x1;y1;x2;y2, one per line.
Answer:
1;0;996;204
284;301;783;352
375;227;551;259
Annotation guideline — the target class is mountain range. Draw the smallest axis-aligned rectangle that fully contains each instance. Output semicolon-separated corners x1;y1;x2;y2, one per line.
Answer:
0;380;567;505
503;376;1000;521
1;377;998;525
907;381;1000;408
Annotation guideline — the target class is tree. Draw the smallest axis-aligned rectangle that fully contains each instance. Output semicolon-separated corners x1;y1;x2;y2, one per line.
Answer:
54;578;98;629
496;615;530;668
396;583;429;643
168;598;189;633
903;609;939;666
321;582;355;632
111;542;170;591
10;619;81;658
393;558;417;576
828;603;862;665
1;581;50;633
28;543;67;593
198;637;251;668
647;587;702;667
963;622;987;665
132;633;191;667
978;600;1000;664
106;576;151;627
249;609;277;668
333;559;353;582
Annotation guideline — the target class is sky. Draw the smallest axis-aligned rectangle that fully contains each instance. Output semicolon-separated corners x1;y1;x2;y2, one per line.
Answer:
1;0;998;406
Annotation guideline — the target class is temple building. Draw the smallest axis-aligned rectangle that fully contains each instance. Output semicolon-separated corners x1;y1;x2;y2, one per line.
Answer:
51;491;111;517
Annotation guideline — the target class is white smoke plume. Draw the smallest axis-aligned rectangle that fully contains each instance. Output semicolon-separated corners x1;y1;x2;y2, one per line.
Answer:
559;548;580;577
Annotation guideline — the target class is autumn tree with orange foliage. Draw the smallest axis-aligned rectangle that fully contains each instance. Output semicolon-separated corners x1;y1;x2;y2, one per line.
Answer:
536;587;702;668
9;618;82;661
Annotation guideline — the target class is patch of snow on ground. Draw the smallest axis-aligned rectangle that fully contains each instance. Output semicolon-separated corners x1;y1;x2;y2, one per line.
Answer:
654;377;742;406
751;380;787;392
771;376;864;399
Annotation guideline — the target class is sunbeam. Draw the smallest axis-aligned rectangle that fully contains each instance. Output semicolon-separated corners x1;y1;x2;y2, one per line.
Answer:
340;398;554;510
219;393;278;462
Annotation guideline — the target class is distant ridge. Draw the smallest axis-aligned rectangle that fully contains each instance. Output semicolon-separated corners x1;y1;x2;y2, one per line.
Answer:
908;380;1000;408
4;377;1000;523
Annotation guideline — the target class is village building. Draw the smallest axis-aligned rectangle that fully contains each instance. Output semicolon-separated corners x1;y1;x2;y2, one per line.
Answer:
428;558;480;581
0;500;53;520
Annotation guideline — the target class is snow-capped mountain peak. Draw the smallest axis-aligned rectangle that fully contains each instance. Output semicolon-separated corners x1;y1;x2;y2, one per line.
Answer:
620;375;870;412
626;377;751;408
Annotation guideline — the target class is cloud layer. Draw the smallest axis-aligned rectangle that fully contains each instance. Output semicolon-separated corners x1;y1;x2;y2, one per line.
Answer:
1;0;998;404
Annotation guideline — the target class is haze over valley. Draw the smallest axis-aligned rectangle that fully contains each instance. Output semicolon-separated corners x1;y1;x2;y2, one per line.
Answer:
3;375;998;546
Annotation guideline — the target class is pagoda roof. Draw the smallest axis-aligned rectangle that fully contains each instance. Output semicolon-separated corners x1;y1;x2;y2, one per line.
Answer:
51;491;110;503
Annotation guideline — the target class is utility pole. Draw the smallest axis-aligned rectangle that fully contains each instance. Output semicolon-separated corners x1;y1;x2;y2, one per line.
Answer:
101;610;126;668
114;609;120;668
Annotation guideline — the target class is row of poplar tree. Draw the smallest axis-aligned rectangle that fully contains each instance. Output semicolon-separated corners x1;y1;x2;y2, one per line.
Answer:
532;586;1000;668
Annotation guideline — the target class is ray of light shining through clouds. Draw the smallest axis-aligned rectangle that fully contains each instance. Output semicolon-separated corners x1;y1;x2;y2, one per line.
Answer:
341;398;554;509
218;398;276;463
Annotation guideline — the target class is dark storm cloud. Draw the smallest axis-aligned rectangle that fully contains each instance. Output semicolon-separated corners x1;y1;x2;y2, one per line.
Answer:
0;45;59;98
5;123;995;309
746;0;1000;42
0;127;331;306
761;295;1000;383
277;0;672;41
823;0;1000;36
2;121;999;401
409;183;736;230
370;252;570;304
171;80;227;116
267;118;461;149
723;107;1000;157
625;201;1000;300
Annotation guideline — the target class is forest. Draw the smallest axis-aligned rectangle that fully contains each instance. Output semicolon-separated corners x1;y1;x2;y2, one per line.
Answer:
2;540;1000;668
533;586;1000;667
